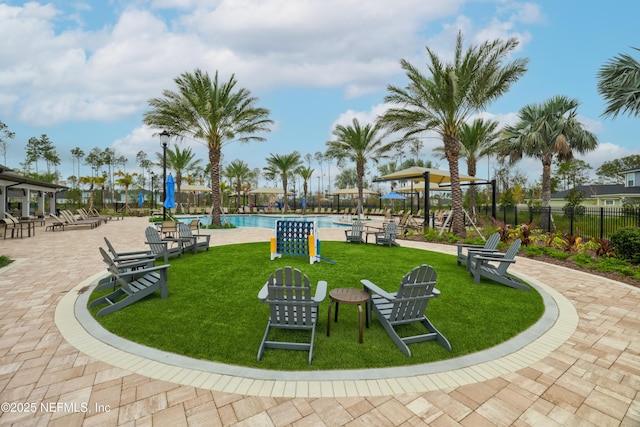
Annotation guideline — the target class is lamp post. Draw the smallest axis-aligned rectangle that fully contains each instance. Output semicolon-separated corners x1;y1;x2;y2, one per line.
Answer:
150;172;155;211
160;130;170;220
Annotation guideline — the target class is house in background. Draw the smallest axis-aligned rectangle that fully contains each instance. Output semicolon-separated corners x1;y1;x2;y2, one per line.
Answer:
551;166;640;207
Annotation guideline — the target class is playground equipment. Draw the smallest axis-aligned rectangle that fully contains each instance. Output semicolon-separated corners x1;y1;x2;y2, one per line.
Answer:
270;220;321;264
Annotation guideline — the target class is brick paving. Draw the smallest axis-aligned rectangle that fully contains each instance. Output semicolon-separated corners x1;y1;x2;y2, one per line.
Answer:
0;217;639;426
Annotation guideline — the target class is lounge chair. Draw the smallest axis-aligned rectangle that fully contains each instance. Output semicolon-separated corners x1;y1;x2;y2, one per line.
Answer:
60;210;99;228
344;220;364;243
374;221;398;247
257;266;327;364
457;232;501;270
361;264;452;357
468;238;528;290
144;226;183;262
188;219;200;231
90;248;170;316
176;223;211;254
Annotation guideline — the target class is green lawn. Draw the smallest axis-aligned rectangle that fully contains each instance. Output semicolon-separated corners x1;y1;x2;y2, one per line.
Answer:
89;241;544;371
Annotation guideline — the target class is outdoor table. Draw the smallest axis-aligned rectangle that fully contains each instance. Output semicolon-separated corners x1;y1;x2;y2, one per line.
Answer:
327;288;370;343
364;226;383;243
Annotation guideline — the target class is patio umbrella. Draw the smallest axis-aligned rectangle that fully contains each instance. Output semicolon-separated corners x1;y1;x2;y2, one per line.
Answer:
138;192;144;207
163;174;176;209
380;191;405;199
380;191;405;211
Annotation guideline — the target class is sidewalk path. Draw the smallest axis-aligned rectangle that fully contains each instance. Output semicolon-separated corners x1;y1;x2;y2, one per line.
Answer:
0;217;638;426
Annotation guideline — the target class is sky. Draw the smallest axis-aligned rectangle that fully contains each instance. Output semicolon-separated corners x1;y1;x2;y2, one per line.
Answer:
1;0;639;194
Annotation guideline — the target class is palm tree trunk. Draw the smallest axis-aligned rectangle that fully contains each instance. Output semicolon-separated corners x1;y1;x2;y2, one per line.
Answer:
468;162;477;219
540;156;552;230
282;175;288;213
444;135;465;237
209;148;222;226
356;161;364;217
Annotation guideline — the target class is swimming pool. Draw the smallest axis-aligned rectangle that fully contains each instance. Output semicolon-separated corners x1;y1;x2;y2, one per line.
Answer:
178;214;350;229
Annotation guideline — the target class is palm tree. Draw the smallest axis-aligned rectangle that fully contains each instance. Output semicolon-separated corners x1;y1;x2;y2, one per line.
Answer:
143;69;273;226
115;171;138;212
264;152;302;213
597;47;640;118
296;165;315;214
326;118;395;216
433;118;500;216
498;95;598;229
380;31;528;236
156;145;201;213
224;159;255;211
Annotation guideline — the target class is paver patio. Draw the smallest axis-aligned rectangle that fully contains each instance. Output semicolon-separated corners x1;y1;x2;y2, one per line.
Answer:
0;217;638;426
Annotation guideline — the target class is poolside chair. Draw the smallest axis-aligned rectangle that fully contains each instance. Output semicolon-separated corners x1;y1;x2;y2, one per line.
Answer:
188;219;200;231
361;264;452;357
61;210;99;228
144;226;183;263
344;219;364;243
160;221;178;237
176;223;211;254
257;266;327;365
374;221;398;247
90;247;170;316
468;238;528;290
457;232;501;270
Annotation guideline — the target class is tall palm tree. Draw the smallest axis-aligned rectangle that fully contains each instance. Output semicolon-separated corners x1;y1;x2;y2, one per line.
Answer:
115;171;138;212
143;69;272;226
296;165;315;214
498;95;598;229
326;118;395;216
433;118;500;216
264;152;302;213
597;47;640;118
156;145;201;213
380;31;528;236
224;159;255;211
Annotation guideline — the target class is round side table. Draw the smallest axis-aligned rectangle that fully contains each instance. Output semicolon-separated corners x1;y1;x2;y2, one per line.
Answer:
327;288;370;343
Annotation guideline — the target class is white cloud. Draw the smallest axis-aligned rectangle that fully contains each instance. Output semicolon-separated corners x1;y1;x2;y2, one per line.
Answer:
0;0;538;128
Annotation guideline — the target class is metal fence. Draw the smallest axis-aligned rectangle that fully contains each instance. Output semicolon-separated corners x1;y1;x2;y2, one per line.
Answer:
476;205;640;240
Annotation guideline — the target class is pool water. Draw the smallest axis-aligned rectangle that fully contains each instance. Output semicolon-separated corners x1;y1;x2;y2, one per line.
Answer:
178;214;350;229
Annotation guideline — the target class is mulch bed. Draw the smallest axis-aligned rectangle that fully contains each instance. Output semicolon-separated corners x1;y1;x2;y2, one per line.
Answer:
399;235;640;289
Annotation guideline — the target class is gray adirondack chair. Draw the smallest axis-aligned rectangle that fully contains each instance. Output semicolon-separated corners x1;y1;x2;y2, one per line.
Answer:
456;232;501;270
345;220;364;243
374;221;398;247
468;238;528;290
144;226;183;262
176;223;211;254
361;264;452;357
257;266;327;364
90;248;170;316
98;239;156;290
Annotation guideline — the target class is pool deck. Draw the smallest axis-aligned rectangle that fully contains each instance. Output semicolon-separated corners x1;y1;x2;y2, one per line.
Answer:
0;217;639;426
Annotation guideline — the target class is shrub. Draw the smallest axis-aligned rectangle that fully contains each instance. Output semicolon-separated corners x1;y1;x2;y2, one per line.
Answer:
609;227;640;264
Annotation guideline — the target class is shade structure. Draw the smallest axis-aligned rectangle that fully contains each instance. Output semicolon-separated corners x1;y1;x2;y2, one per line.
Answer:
163;174;176;209
375;166;481;184
331;187;377;195
380;191;405;199
138;192;144;207
181;184;211;192
247;187;285;195
396;183;451;192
